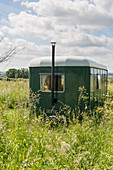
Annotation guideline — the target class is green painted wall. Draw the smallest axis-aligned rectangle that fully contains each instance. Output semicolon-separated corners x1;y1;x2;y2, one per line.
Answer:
29;66;90;112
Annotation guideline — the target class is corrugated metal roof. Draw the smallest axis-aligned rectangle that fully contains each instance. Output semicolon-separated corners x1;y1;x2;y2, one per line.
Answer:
29;56;107;70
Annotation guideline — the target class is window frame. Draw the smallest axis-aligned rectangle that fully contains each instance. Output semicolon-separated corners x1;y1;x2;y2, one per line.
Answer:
40;73;65;93
90;68;94;92
90;67;107;91
96;73;101;90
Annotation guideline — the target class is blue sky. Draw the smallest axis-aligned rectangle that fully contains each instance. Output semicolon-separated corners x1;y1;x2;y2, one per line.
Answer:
0;0;22;17
0;0;113;72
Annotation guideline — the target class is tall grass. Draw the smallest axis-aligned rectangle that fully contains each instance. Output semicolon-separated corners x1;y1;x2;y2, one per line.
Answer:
0;80;29;110
0;80;113;169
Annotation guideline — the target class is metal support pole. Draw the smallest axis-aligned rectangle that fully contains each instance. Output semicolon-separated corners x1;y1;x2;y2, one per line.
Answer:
51;41;56;106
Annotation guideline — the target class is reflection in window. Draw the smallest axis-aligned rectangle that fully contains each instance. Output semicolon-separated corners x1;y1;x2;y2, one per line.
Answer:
97;74;101;89
90;68;94;92
90;68;102;91
95;74;101;89
40;74;65;92
90;68;108;102
90;74;94;92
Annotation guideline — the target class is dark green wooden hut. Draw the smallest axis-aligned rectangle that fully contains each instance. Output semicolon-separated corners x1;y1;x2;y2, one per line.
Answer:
29;56;108;113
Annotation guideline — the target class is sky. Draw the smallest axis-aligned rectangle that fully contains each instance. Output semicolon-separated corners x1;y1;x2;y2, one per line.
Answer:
0;0;113;72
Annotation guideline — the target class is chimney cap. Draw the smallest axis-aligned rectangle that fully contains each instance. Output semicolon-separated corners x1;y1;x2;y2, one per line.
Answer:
51;41;56;46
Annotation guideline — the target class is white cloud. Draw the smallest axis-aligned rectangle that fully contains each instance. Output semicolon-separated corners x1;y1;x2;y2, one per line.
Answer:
2;11;55;40
0;32;13;54
0;31;4;37
1;0;113;71
22;0;113;30
0;35;51;70
2;11;113;48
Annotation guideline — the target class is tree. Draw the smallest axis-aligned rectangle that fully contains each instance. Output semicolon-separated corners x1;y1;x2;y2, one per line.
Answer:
5;69;17;78
0;35;25;63
5;68;29;79
15;69;21;78
21;68;29;78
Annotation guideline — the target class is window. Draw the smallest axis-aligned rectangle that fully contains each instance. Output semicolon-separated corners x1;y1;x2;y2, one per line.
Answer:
90;68;94;92
94;69;98;89
97;74;101;89
94;69;101;89
40;74;65;92
91;68;101;90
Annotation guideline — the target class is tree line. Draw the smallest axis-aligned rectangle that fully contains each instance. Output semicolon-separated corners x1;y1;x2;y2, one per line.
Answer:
5;68;29;79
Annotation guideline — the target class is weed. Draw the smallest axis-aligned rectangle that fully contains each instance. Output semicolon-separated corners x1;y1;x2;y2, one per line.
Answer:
0;80;113;169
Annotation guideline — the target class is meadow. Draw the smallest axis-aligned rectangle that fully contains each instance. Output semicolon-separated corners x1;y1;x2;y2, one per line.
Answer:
0;79;113;169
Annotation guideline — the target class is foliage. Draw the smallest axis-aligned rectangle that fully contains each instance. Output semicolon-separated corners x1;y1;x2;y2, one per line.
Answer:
5;68;29;79
0;80;113;169
109;78;113;83
77;86;89;121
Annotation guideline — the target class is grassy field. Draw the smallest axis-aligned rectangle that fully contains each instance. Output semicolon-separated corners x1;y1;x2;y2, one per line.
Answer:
0;80;113;169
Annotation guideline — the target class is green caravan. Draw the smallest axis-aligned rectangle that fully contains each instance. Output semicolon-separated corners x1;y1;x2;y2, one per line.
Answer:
29;56;108;114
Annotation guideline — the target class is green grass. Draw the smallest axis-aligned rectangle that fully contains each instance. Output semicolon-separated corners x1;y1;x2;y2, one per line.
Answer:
0;80;113;169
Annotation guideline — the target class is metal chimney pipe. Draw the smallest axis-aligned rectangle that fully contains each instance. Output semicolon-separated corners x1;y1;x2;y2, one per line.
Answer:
51;41;56;106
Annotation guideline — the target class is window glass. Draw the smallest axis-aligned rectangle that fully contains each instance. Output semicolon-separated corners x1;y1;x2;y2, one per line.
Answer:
90;74;94;92
98;74;101;89
94;68;98;75
90;68;94;74
90;68;94;92
98;69;101;75
40;74;65;92
105;72;108;89
94;73;97;89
